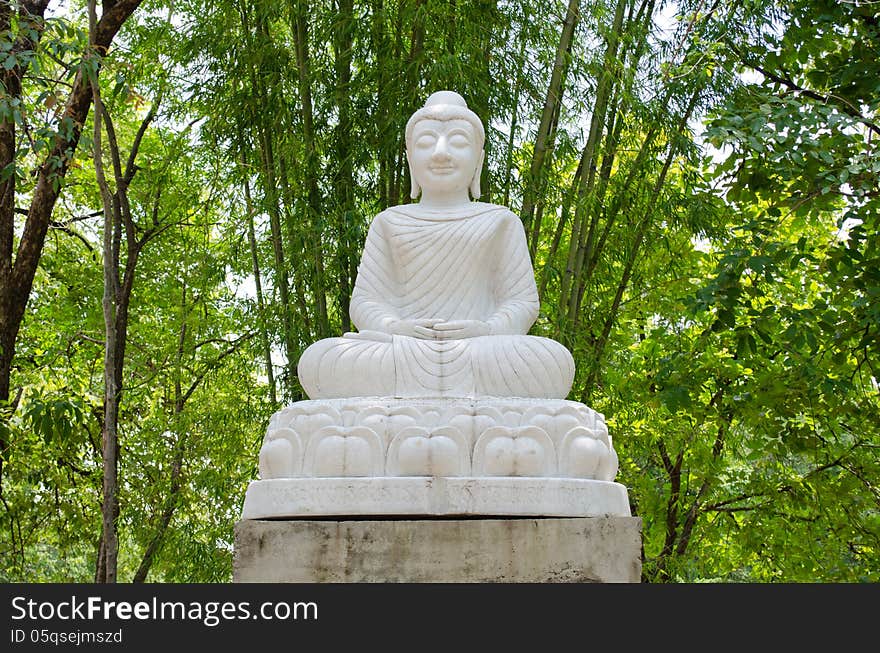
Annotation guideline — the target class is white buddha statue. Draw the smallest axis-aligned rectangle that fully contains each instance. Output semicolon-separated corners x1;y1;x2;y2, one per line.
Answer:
245;91;628;522
297;91;575;399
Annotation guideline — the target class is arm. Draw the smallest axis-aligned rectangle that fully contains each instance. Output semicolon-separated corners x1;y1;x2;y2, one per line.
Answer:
349;213;399;332
485;211;539;335
349;213;437;338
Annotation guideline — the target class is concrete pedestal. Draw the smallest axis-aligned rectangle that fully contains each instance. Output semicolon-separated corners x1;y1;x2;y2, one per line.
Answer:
233;516;641;583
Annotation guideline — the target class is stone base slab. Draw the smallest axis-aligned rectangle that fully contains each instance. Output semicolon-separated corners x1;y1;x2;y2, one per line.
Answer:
234;516;642;582
242;477;631;519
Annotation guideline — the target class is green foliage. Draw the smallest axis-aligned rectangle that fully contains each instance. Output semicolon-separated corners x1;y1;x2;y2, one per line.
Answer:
2;0;877;582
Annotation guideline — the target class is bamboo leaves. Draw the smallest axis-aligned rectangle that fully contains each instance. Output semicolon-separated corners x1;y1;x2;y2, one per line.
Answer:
0;0;876;584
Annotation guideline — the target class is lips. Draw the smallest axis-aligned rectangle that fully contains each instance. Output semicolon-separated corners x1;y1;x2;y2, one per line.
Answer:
429;166;455;173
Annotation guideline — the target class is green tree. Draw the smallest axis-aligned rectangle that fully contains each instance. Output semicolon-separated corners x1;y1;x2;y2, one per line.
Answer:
2;0;876;583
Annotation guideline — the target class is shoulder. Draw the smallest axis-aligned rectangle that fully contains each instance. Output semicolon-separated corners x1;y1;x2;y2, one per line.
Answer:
473;202;521;224
365;208;397;234
459;203;523;228
472;201;516;215
370;208;395;221
476;204;526;236
376;205;419;223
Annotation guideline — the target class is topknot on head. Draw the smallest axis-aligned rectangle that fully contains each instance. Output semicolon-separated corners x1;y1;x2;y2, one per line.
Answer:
424;90;468;108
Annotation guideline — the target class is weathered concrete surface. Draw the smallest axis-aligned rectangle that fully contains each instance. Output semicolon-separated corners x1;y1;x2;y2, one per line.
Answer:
234;517;641;583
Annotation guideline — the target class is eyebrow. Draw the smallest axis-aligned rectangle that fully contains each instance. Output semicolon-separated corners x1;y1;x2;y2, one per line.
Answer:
414;126;472;138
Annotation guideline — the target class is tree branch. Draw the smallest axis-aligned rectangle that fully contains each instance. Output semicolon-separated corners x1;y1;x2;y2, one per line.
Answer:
124;92;161;184
181;333;254;406
48;223;95;252
726;39;880;137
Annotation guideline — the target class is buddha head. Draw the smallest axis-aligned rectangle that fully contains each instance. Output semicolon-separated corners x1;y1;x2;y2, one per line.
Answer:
405;91;485;201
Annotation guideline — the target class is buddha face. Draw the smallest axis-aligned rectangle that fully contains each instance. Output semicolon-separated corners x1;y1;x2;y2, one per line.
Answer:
408;119;481;197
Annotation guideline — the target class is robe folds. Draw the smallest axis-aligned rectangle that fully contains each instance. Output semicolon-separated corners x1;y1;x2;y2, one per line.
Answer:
297;202;575;399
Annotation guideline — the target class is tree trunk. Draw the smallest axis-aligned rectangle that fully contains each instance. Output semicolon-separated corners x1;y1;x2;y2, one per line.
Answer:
528;88;566;258
0;6;49;491
521;0;579;243
372;0;391;209
291;0;330;338
131;437;182;582
571;0;656;323
502;21;527;208
131;278;188;582
90;26;158;581
471;0;496;201
91;48;119;585
132;320;250;581
261;131;298;394
244;10;298;397
559;0;627;329
581;85;702;398
276;153;314;350
241;161;276;405
538;151;586;298
334;0;356;332
0;0;142;496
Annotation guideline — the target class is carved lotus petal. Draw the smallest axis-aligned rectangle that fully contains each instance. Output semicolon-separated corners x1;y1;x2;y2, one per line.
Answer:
420;408;443;427
448;413;476;447
473;406;504;441
571;405;597;429
596;435;619;481
342;401;387;426
528;414;583;447
258;433;301;480
354;406;388;421
284;406;342;447
495;400;523;414
473;426;555;477
523;405;590;441
484;438;542;476
285;402;340;419
476;401;521;426
594;419;611;448
385;406;421;440
340;410;358;426
304;426;383;477
389;426;468;477
560;427;610;479
499;410;522;427
440;405;473;421
266;411;284;432
353;406;392;444
389;406;423;420
475;405;503;420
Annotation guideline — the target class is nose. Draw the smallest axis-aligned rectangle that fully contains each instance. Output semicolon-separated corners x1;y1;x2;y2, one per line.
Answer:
431;135;451;161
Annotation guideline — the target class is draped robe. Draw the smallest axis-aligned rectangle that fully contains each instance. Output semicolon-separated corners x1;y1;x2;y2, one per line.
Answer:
297;202;575;398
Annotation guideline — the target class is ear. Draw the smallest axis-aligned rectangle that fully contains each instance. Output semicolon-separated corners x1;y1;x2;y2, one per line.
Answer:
408;159;420;199
469;149;485;199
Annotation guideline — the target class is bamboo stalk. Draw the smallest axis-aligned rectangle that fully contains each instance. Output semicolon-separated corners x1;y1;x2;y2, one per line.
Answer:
291;0;330;338
560;0;628;328
521;0;580;242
